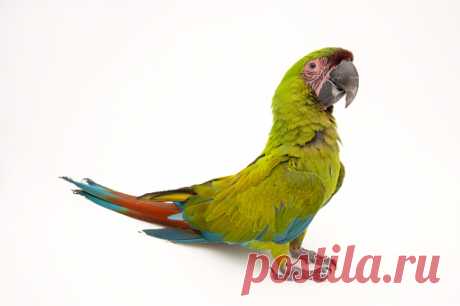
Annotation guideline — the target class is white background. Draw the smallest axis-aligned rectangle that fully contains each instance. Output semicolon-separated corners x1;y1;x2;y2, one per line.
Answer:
1;1;459;305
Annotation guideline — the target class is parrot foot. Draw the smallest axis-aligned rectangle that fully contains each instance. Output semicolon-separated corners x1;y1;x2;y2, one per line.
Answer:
290;248;316;262
287;248;337;282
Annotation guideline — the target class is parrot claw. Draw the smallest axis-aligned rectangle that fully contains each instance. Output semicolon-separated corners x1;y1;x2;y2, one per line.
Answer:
314;255;335;281
286;248;336;282
290;248;317;263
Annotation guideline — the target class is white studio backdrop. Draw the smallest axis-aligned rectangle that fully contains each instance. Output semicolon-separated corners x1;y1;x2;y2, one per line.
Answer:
1;1;459;306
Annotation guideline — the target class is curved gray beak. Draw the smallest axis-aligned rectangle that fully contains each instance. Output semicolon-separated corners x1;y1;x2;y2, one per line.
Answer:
318;60;359;108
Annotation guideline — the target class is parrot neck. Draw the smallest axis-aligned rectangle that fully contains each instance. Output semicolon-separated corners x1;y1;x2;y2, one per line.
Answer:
264;82;339;153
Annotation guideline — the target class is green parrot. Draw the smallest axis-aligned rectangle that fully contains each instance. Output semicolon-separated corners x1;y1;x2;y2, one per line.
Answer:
62;47;359;268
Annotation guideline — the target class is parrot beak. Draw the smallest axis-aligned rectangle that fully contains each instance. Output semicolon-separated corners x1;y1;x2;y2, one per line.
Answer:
318;60;359;109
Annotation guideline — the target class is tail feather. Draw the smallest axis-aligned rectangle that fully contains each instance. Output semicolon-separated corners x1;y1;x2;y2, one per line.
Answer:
61;177;191;230
143;228;209;243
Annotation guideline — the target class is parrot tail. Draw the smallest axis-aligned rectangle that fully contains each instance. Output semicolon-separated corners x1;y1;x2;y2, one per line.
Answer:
60;177;192;230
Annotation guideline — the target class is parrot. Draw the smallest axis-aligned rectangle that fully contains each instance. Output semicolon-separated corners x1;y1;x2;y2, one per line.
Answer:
62;47;359;275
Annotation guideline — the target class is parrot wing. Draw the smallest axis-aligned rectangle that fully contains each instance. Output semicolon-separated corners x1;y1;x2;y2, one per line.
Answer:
319;161;345;209
183;152;327;244
333;162;345;197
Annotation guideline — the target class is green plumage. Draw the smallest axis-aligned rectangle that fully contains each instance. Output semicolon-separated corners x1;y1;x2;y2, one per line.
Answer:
141;47;348;257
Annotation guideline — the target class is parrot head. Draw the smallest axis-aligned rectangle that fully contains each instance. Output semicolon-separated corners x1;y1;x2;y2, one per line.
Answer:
276;47;359;111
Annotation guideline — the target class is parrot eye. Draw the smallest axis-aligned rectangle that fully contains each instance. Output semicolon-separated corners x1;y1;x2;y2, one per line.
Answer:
303;58;325;81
